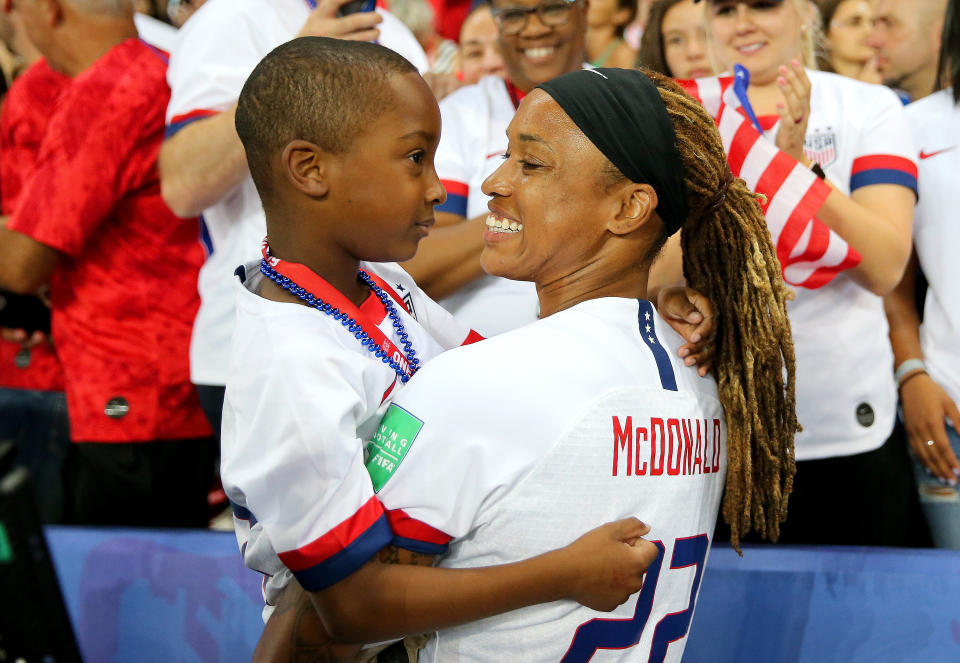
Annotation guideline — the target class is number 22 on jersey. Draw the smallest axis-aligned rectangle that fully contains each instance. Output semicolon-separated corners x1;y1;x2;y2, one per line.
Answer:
561;534;710;663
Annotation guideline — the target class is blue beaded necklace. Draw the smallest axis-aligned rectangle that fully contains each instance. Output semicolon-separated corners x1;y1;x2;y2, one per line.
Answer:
259;256;421;383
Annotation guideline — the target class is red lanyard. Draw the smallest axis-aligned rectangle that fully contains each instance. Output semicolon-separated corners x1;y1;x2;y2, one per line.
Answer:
261;240;415;377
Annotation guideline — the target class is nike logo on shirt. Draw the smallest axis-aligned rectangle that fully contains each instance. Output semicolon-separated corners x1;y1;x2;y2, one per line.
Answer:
919;146;957;159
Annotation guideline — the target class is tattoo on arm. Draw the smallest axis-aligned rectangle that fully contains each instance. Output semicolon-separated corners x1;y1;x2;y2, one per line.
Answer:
377;545;429;566
254;581;362;663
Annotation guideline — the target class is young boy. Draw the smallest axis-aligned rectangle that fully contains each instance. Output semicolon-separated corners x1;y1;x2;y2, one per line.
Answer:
220;36;658;651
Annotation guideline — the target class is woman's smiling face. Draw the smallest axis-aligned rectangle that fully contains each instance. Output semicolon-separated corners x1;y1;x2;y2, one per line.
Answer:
479;90;623;285
708;0;807;85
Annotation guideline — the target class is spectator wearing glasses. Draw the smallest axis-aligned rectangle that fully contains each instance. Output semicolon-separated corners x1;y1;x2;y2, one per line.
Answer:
813;0;880;83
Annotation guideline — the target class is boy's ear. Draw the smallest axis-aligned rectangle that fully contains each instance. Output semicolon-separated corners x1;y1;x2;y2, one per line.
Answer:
607;183;657;235
281;140;330;198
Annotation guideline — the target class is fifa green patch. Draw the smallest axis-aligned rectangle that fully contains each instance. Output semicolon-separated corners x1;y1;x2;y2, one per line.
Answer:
0;522;12;563
367;404;423;492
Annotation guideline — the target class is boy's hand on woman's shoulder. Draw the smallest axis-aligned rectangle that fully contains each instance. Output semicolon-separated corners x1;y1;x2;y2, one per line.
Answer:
299;0;383;42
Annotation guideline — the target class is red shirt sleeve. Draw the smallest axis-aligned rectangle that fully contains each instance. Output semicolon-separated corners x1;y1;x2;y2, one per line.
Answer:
9;44;164;257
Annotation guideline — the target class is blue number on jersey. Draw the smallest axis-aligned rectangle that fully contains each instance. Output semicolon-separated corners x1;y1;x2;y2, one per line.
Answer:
560;534;709;663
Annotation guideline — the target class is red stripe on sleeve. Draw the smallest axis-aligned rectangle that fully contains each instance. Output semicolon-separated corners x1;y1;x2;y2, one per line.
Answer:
169;109;218;125
461;330;485;345
850;155;918;177
386;508;452;546
278;496;385;571
441;179;469;198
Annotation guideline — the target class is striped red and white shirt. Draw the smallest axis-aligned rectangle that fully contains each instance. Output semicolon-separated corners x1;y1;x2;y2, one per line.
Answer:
683;70;917;459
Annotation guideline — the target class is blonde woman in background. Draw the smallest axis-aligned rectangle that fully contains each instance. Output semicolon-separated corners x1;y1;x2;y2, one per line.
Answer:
814;0;881;82
701;0;925;546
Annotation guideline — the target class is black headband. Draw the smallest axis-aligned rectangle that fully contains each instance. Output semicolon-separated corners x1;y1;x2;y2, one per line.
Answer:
536;68;689;236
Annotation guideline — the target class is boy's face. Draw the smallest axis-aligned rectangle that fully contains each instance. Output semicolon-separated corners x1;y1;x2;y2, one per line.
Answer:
326;72;445;263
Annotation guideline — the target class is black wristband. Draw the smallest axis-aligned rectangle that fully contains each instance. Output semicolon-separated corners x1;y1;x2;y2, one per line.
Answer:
810;161;826;180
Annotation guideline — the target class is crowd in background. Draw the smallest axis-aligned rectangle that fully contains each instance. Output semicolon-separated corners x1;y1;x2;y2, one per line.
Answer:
0;0;958;552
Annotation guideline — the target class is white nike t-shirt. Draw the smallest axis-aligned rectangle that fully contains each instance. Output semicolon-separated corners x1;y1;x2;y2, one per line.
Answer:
906;89;960;406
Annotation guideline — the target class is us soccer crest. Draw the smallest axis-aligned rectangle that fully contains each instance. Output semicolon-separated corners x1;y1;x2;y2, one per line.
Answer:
804;130;837;168
402;292;417;320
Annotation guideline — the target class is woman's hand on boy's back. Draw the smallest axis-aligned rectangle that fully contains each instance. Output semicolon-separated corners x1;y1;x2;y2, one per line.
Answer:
298;0;384;42
657;286;715;377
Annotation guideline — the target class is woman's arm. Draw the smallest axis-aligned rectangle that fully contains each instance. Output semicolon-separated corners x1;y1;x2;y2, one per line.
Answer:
884;252;960;482
775;63;913;295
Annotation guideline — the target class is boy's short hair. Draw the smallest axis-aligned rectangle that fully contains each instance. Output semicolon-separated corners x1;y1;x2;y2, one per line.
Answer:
235;37;418;199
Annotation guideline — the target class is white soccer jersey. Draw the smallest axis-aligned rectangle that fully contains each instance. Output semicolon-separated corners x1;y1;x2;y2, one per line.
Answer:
776;71;918;460
906;90;960;406
371;297;726;662
134;12;178;52
164;0;428;387
220;259;476;615
433;75;540;336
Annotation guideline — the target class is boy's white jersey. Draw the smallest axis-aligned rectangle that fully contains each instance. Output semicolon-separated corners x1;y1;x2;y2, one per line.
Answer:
433;75;539;336
220;260;475;617
783;71;917;460
906;90;960;406
371;297;726;662
164;0;428;386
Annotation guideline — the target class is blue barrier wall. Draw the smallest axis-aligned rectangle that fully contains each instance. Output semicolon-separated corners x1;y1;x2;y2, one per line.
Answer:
685;545;960;663
46;528;960;662
47;527;263;663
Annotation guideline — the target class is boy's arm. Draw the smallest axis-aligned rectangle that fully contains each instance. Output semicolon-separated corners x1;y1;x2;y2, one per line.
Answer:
256;521;658;655
253;546;434;663
309;518;657;642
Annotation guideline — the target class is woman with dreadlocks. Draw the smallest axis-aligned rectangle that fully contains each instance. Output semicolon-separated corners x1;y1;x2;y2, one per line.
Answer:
355;67;796;662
